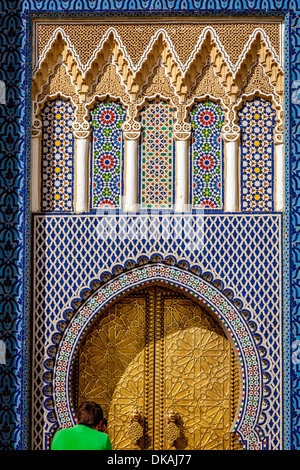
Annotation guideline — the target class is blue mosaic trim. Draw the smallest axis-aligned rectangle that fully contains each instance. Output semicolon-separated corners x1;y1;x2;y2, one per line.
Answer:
0;4;28;450
282;11;291;450
17;1;292;12
0;0;298;450
289;9;300;451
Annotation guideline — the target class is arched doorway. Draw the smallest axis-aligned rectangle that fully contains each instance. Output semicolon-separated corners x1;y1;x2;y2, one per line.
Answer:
71;283;240;450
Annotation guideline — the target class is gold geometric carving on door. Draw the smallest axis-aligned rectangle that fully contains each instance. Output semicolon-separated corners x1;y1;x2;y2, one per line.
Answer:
72;285;240;450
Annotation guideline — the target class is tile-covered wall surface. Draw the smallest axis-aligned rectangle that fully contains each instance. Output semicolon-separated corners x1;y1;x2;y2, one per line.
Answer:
0;0;299;452
33;214;281;449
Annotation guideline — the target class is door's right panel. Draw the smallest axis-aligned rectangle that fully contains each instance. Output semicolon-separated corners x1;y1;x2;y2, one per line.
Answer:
160;293;235;450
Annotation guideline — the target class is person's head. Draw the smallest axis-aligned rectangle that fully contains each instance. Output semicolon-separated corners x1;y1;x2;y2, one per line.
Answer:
100;417;107;433
76;401;103;429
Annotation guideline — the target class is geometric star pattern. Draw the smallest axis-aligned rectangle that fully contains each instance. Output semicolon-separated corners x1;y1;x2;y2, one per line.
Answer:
90;99;126;209
40;99;75;212
139;99;174;208
190;100;224;209
238;98;276;211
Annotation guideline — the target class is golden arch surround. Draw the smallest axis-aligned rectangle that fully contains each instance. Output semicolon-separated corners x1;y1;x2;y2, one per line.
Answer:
52;263;264;450
72;282;240;450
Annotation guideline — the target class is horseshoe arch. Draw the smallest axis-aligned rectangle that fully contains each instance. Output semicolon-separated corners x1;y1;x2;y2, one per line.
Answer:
53;263;263;450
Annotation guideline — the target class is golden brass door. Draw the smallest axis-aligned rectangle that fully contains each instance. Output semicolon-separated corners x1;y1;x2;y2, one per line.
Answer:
72;286;239;450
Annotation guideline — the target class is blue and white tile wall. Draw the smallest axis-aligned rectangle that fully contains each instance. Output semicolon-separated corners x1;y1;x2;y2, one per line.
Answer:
0;0;299;451
34;213;282;449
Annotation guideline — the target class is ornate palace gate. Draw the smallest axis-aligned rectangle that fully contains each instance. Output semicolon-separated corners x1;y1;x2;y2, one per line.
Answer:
3;0;300;454
72;285;239;450
30;14;284;451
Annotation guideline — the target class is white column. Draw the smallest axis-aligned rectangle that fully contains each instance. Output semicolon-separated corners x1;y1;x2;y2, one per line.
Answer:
31;132;41;213
224;134;239;212
175;138;189;212
75;136;89;212
274;140;285;212
124;132;139;212
73;122;90;213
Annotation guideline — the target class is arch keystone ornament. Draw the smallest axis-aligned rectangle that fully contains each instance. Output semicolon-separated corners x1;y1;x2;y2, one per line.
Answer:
53;263;263;450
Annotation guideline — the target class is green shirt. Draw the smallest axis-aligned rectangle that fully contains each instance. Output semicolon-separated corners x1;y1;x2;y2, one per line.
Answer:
51;424;112;450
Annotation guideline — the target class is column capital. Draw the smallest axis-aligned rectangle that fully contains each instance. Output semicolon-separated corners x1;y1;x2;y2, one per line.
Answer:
173;122;191;141
274;132;284;145
222;131;240;143
32;119;42;139
222;123;240;143
123;131;141;141
122;120;141;141
72;121;91;139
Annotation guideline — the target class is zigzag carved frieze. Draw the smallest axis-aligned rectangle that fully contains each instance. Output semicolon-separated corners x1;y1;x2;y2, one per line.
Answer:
32;23;284;128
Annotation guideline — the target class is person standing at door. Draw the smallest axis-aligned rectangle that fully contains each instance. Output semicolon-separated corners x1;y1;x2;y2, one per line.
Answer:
99;417;108;433
51;401;112;450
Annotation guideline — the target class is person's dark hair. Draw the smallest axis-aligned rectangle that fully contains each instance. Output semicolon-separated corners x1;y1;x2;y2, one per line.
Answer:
77;401;103;428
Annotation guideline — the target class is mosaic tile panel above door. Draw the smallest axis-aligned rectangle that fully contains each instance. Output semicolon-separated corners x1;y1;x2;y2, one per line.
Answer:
40;99;75;212
190;100;225;209
238;98;276;211
90;99;126;209
139;99;174;209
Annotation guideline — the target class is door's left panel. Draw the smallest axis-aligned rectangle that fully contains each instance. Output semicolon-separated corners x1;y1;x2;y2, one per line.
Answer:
72;291;155;450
